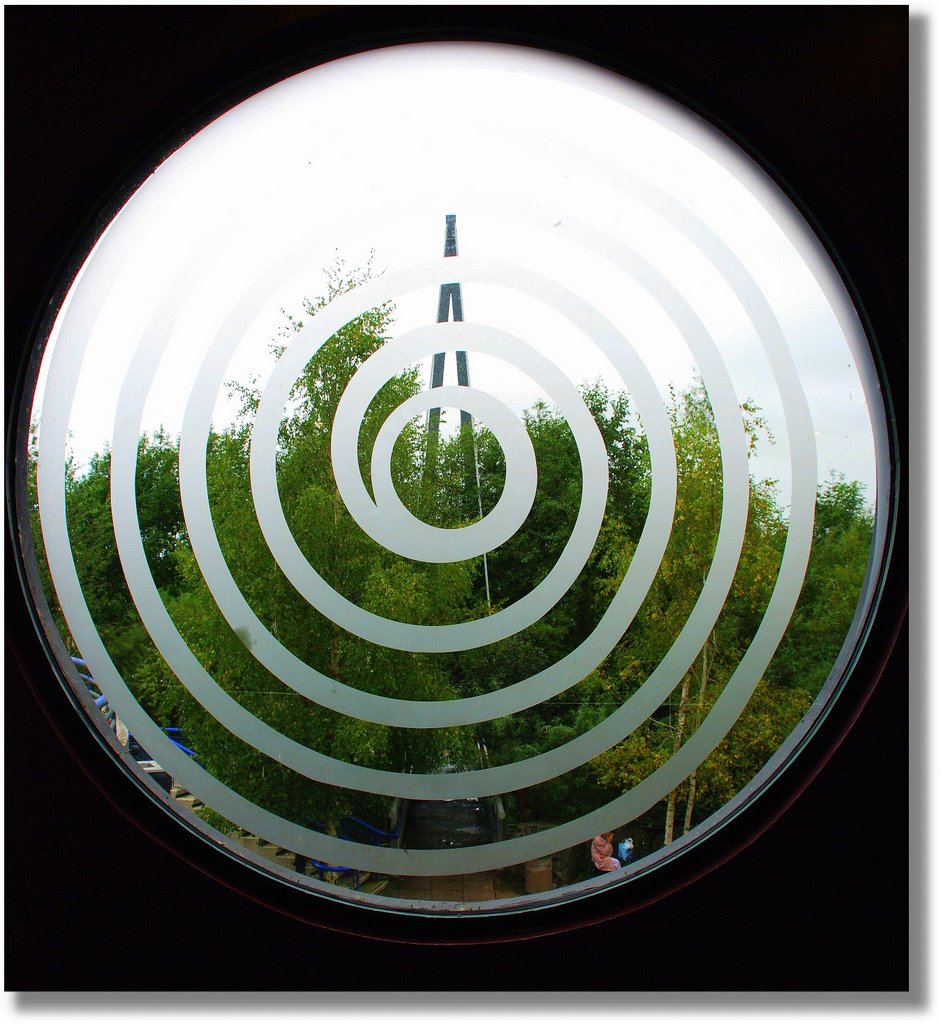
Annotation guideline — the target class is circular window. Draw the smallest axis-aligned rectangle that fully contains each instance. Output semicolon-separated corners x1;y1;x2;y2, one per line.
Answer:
10;39;898;929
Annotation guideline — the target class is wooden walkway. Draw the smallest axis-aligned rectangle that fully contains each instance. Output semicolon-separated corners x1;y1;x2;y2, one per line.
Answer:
386;796;497;901
387;870;496;902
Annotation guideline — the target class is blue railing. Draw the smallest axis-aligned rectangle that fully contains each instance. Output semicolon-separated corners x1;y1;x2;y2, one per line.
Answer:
164;728;199;758
340;814;401;845
71;656;99;689
305;819;360;887
309;859;360;889
302;813;402;889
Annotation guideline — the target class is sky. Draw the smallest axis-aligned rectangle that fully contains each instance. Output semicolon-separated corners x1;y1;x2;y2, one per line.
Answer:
33;42;879;512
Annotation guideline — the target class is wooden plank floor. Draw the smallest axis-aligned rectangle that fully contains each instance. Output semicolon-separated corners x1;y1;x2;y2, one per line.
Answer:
387;871;496;902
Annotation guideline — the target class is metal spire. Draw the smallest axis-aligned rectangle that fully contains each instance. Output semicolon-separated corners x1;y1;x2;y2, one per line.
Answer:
425;214;491;607
427;214;470;435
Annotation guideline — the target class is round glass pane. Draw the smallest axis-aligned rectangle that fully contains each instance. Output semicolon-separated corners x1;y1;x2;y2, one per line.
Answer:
15;41;892;917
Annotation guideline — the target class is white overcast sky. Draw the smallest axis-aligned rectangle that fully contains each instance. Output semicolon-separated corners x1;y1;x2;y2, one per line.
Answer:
33;42;878;510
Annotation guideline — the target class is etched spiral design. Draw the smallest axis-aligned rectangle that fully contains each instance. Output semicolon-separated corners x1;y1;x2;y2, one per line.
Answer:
32;43;879;881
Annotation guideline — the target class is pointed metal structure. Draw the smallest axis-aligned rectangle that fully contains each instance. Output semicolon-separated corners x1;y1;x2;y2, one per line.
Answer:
425;214;491;606
427;213;471;435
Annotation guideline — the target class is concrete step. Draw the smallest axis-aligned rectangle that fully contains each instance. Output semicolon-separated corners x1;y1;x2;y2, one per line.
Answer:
230;834;295;869
225;832;393;886
328;869;371;888
360;877;389;897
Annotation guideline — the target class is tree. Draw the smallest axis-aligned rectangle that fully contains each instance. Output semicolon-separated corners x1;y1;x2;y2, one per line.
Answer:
591;389;873;844
587;383;784;843
29;285;873;862
767;473;874;693
130;263;482;833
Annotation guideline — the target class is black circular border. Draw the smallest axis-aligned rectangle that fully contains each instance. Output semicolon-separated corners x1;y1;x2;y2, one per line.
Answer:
5;6;909;987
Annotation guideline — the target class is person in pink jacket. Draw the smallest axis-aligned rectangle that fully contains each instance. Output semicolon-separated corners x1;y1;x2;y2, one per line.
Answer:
591;831;621;872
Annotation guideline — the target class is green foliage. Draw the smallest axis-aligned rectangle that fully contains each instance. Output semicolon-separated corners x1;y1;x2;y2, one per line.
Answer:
693;679;814;810
590;390;872;838
767;473;873;693
25;422;71;644
31;271;873;855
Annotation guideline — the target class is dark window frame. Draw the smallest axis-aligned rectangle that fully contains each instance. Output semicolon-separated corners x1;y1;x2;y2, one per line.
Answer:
5;6;909;989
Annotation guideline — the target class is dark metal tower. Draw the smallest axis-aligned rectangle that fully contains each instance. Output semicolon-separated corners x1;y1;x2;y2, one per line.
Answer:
425;214;491;605
427;213;471;436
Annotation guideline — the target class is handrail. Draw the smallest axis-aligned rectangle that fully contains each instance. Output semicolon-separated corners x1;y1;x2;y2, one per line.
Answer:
166;735;198;758
341;814;401;842
309;859;360;889
301;814;399;886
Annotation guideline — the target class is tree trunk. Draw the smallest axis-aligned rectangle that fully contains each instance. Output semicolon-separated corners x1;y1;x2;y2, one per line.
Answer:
329;488;342;678
682;770;698;835
663;789;678;847
682;635;712;836
663;670;693;845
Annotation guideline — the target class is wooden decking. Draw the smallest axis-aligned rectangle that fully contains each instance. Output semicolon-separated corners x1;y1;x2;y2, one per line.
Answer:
385;871;496;902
